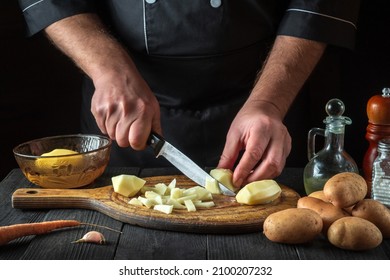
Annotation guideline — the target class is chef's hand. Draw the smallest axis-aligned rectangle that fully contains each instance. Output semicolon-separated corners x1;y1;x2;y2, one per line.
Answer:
91;69;162;150
218;100;291;187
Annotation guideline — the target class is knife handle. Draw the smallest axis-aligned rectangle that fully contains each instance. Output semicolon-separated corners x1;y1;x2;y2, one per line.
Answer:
148;132;165;155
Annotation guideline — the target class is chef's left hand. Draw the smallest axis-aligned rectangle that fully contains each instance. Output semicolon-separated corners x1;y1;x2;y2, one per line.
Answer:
217;100;291;187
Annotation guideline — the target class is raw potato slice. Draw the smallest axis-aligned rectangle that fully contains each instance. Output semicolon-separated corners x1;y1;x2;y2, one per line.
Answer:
184;200;196;212
128;197;143;206
120;175;217;213
112;174;146;197
210;168;238;192
236;180;281;205
205;177;221;194
153;204;173;214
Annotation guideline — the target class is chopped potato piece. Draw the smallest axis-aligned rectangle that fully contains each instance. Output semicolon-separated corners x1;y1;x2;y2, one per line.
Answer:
112;174;217;214
128;197;143;206
170;188;184;199
183;186;213;201
153;183;169;195
236;180;281;205
137;196;155;208
184;200;196;212
166;198;187;209
205;177;221;194
176;194;198;204
210;168;238;192
167;178;177;189
112;174;146;197
153;204;173;214
193;201;215;208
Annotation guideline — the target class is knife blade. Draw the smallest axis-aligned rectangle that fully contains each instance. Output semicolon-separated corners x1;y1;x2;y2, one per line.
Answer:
148;132;236;196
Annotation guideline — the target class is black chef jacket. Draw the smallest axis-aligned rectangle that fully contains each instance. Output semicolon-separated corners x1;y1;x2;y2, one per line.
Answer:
18;0;360;169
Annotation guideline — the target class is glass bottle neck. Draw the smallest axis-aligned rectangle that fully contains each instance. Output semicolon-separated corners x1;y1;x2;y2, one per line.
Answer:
324;126;345;151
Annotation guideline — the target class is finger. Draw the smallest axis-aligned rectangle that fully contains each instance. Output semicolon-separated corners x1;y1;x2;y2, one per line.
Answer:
127;117;153;150
217;133;242;171
114;119;131;147
233;137;266;187
246;135;291;183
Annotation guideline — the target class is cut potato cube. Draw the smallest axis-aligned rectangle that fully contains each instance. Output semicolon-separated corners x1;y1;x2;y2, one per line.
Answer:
153;183;169;195
170;188;184;199
128;197;143;206
112;174;146;197
184;199;196;212
210;168;238;192
183;186;212;201
176;194;198;204
193;201;215;208
236;180;281;205
166;198;186;209
153;204;173;214
167;178;177;190
205;177;221;194
137;196;155;208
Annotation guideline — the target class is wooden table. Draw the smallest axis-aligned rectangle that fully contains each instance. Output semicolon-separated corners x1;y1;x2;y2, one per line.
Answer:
1;167;389;260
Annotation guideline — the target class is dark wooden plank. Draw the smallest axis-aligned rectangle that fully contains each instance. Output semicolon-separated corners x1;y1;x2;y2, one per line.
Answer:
114;224;207;260
207;233;300;260
295;235;390;260
19;209;123;260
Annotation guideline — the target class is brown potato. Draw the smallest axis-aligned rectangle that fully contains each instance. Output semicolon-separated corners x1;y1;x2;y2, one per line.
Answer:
297;196;350;232
308;190;328;201
263;208;323;244
352;199;390;238
327;216;382;251
323;172;367;208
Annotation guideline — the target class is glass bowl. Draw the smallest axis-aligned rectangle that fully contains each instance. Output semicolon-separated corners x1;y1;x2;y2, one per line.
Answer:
13;134;112;189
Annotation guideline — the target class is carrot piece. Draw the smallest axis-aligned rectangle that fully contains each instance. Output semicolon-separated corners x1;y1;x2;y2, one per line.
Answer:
0;220;81;246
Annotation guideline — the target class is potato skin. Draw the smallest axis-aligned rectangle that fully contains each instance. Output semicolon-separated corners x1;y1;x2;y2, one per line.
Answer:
327;216;382;251
352;199;390;238
323;172;367;208
297;196;350;232
263;208;323;244
308;190;328;202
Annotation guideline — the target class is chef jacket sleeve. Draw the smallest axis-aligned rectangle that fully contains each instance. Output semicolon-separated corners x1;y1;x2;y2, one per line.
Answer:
18;0;97;36
277;0;360;49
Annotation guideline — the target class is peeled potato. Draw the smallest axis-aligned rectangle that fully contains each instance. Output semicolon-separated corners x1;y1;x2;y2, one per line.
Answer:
236;180;281;205
210;168;238;192
36;148;83;169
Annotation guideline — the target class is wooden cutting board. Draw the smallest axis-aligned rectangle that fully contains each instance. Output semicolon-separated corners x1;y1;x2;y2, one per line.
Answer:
12;175;300;234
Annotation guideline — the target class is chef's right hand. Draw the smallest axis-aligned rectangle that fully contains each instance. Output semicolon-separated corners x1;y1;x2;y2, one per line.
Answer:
90;68;162;150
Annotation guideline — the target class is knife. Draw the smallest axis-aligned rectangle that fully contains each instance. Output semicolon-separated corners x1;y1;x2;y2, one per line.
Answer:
148;132;236;196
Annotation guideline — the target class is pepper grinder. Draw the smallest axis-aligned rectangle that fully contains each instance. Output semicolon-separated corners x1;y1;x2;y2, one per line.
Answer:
363;88;390;198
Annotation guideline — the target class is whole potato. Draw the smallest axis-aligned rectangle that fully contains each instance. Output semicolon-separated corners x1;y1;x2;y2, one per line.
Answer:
323;172;367;208
297;196;350;232
352;199;390;238
327;216;382;251
263;208;323;244
308;190;328;202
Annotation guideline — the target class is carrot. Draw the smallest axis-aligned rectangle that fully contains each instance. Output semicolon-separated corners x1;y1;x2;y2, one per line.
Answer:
0;220;81;246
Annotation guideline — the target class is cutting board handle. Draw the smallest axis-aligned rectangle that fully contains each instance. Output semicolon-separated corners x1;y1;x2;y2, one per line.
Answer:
12;186;112;210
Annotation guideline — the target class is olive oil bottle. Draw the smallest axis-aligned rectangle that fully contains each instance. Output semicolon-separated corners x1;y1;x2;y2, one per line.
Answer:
303;98;359;195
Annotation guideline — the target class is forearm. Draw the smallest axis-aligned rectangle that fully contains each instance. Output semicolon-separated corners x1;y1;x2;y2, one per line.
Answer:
44;13;137;81
249;35;326;118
